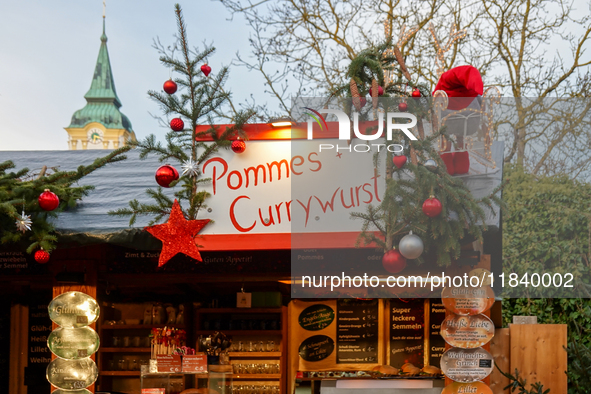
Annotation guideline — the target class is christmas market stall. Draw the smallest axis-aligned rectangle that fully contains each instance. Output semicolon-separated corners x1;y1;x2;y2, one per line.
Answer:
0;10;568;394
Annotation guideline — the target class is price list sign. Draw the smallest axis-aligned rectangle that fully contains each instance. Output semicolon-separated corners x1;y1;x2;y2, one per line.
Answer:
389;299;424;367
336;299;379;364
429;300;447;366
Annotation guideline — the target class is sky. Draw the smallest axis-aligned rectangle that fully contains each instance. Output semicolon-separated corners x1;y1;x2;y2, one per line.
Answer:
0;1;266;151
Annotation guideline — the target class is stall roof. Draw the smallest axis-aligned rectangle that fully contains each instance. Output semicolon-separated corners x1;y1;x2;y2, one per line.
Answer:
2;141;504;249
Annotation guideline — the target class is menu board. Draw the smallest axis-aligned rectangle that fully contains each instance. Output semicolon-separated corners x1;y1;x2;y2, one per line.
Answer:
336;299;379;364
26;301;51;391
429;300;447;366
389;299;424;367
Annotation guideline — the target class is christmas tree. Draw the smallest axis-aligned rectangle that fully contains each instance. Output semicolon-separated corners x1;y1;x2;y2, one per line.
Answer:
344;24;503;269
109;4;255;265
0;147;130;257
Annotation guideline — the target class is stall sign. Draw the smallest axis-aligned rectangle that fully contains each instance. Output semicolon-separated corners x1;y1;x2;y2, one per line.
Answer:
441;313;495;348
442;381;493;394
389;299;424;367
200;140;384;235
440;347;494;383
157;354;182;373
48;326;100;359
298;335;335;362
182;353;208;373
48;292;100;328
46;357;98;390
441;286;495;315
299;304;335;331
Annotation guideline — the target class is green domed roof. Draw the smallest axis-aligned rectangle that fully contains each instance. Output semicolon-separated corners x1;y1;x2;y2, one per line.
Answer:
67;19;133;133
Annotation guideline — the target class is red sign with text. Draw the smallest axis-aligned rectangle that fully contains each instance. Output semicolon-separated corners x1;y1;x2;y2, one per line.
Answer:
156;354;182;373
182;353;208;373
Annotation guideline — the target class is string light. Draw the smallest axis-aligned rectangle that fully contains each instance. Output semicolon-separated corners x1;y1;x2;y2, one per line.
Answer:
428;22;467;79
383;23;418;87
397;24;420;49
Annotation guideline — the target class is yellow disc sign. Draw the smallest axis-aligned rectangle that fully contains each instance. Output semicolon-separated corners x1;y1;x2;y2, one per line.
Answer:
442;381;493;394
441;313;495;348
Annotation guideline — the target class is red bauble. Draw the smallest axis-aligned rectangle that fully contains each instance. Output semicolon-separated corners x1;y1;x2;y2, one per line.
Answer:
382;249;407;273
170;118;184;132
38;189;59;211
201;64;212;77
422;196;443;217
411;88;421;98
231;140;246;154
155;164;179;188
398;102;408;111
34;249;50;264
163;79;178;94
392;155;407;169
453;151;470;174
369;86;384;97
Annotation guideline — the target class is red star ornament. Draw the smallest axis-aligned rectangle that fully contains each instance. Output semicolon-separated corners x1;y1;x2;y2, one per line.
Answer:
145;200;210;267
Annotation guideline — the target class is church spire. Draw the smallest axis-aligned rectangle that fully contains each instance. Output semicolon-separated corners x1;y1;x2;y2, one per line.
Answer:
84;14;122;108
65;11;135;148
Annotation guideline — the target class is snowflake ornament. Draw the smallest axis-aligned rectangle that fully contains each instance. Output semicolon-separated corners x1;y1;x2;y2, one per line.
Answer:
15;209;32;233
181;158;199;177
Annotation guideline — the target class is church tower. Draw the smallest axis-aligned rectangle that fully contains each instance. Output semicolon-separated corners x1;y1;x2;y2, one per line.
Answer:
65;16;136;150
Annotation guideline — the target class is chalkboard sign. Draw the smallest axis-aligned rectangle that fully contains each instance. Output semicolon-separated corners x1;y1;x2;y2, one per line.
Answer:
429;300;447;366
299;304;335;331
298;335;335;362
389;299;424;368
336;299;378;364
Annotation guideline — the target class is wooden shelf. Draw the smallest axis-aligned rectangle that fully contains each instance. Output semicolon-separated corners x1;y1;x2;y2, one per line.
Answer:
232;374;281;380
101;324;186;330
101;371;141;376
197;308;283;314
100;347;151;353
195;330;281;335
229;352;281;357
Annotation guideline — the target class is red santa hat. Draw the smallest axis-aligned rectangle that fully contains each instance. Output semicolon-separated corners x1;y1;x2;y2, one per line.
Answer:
433;65;483;110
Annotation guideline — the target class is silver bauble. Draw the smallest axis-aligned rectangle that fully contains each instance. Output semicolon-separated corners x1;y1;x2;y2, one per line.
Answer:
398;231;424;259
424;159;438;171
